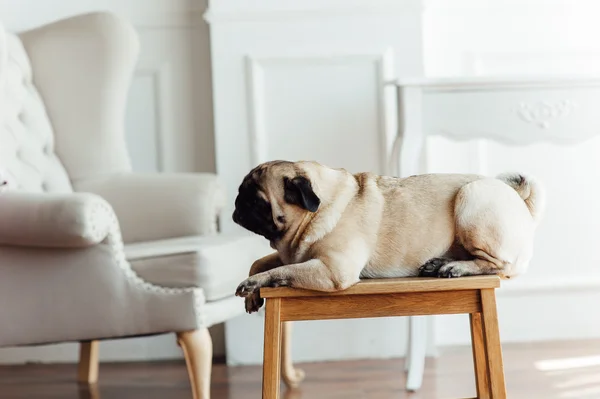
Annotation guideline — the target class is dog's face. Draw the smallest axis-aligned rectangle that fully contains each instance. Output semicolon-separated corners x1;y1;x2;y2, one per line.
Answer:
232;161;321;242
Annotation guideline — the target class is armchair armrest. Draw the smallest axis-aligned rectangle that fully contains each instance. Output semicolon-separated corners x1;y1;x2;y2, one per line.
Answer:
0;192;113;248
74;173;226;243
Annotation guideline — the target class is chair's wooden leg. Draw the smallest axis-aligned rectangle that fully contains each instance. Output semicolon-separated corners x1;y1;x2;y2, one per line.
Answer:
78;340;99;384
281;321;305;389
263;298;283;399
177;328;213;399
480;289;507;399
77;381;101;399
470;313;491;399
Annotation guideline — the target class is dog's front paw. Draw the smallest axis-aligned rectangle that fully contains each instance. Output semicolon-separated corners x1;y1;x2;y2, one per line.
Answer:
437;262;471;278
245;293;264;314
235;276;263;298
418;257;452;277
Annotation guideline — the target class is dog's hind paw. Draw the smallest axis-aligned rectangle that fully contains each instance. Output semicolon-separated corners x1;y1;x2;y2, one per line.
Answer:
437;262;476;278
418;257;452;277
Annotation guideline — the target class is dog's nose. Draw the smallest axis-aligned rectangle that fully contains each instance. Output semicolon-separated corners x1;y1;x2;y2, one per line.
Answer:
232;209;240;223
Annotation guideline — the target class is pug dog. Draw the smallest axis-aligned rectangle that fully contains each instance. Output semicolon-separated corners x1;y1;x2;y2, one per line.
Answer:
232;160;544;313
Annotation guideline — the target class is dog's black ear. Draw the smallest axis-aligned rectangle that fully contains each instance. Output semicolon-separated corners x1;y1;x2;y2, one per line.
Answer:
284;176;320;212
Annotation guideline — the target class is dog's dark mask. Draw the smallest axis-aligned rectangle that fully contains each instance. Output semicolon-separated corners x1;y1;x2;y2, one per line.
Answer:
232;170;283;241
232;163;321;242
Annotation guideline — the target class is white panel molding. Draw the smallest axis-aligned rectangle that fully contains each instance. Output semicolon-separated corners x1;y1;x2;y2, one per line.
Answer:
205;0;425;24
245;49;396;172
134;65;172;172
244;57;268;167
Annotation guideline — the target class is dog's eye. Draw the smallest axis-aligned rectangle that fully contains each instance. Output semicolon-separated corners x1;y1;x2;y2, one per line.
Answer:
277;215;285;224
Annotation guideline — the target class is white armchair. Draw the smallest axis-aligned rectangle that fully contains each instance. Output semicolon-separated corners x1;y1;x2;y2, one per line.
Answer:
0;11;272;399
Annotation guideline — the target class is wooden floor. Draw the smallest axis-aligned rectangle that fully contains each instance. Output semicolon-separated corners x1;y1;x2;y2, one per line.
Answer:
1;339;600;398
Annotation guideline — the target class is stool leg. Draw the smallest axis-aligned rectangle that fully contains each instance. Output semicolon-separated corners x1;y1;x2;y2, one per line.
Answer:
263;298;283;399
480;289;507;399
470;313;490;399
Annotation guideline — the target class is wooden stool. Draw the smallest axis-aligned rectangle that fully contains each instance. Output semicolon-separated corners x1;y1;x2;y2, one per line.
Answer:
259;275;506;399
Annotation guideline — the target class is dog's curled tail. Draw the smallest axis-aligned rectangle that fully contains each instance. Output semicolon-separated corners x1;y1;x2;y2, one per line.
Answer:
497;172;546;224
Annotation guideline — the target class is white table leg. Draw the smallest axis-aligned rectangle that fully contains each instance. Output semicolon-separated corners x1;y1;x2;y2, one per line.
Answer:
404;316;412;372
394;85;429;392
405;315;428;391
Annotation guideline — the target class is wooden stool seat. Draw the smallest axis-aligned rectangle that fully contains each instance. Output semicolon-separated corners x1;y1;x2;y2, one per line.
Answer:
259;275;506;399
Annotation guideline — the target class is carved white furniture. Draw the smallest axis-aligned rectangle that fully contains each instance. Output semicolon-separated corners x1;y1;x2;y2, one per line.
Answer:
394;74;600;390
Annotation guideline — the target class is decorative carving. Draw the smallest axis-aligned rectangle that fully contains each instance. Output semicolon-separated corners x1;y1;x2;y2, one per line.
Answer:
515;100;576;129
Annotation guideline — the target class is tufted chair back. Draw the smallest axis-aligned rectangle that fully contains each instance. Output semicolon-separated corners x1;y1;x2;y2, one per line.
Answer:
0;13;139;193
0;29;72;193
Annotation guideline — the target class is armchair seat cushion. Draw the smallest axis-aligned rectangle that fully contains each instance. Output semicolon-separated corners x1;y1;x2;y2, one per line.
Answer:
125;233;272;302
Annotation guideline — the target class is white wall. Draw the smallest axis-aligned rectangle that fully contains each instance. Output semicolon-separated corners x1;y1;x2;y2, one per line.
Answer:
424;0;600;347
0;0;224;364
2;0;599;366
